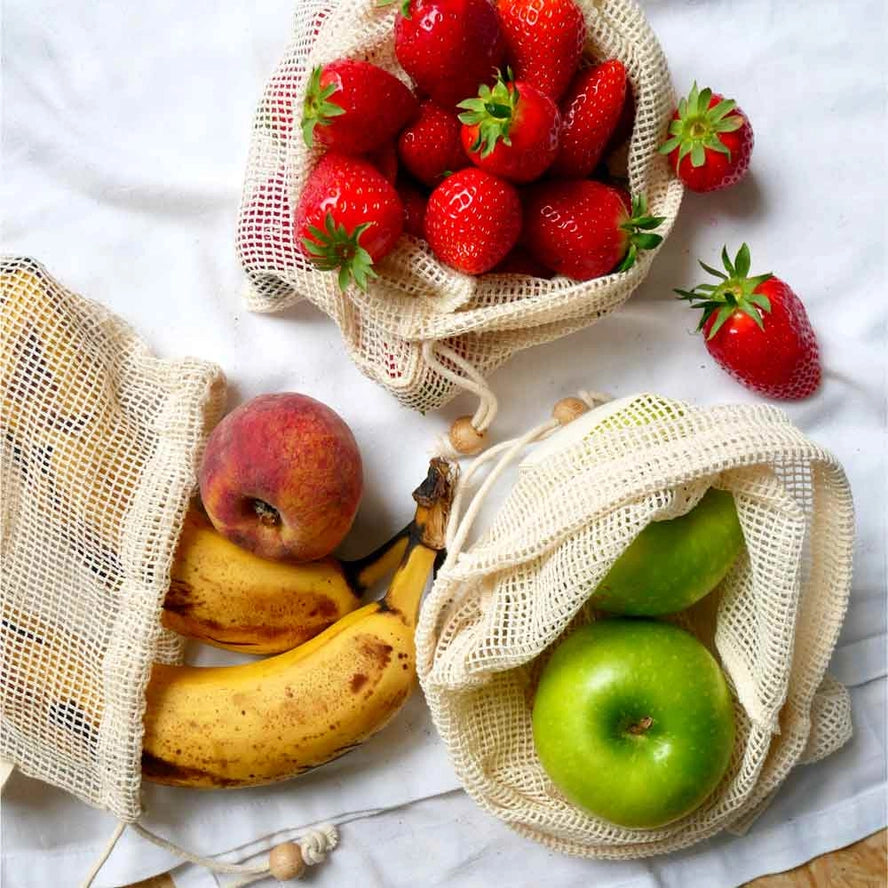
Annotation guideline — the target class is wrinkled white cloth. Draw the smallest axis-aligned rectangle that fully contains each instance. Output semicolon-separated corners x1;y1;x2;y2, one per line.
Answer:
1;0;885;886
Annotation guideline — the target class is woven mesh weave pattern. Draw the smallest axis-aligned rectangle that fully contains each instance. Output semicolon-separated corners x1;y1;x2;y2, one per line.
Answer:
0;258;225;819
236;0;683;414
416;394;855;857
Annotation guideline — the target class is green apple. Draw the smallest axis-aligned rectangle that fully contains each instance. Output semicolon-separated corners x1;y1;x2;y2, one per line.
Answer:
592;488;743;615
532;618;735;829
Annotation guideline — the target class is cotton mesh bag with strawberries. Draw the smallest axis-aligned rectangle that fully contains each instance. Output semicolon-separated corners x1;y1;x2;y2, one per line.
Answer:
236;0;683;443
415;391;855;857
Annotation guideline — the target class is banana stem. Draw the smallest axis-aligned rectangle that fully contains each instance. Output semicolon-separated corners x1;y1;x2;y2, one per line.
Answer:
381;459;456;625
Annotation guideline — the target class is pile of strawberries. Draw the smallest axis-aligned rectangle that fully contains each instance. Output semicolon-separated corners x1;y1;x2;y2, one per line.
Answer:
248;0;822;402
292;0;667;289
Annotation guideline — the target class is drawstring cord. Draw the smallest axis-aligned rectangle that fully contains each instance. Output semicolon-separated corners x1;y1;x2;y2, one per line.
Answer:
442;391;611;570
422;341;499;458
81;820;337;888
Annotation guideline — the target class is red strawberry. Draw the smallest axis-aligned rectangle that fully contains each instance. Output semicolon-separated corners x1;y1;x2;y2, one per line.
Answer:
607;82;636;150
389;0;506;109
676;244;820;399
496;0;586;101
424;168;521;274
523;181;664;280
236;174;298;272
397;100;469;187
491;246;554;277
301;60;417;154
366;141;399;182
659;83;753;192
550;59;626;178
458;70;560;183
295;154;404;290
396;178;428;238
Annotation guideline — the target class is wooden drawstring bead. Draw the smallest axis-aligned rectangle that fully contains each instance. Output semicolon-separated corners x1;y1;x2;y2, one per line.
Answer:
448;415;488;455
269;841;306;881
552;397;589;426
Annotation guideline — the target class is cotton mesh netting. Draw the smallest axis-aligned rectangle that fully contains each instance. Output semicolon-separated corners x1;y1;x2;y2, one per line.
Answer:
416;394;855;857
236;0;683;417
1;258;225;819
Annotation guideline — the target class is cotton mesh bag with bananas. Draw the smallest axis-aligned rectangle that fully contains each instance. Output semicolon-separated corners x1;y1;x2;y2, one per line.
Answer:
0;259;457;885
416;391;855;858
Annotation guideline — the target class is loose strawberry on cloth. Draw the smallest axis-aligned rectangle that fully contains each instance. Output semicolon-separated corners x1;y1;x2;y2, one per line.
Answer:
677;244;821;399
659;83;753;192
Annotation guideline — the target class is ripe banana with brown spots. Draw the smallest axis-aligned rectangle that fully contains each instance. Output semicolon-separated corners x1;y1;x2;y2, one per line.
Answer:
163;508;410;654
142;459;454;789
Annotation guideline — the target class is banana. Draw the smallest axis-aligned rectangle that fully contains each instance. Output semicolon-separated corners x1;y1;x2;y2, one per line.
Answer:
163;508;411;654
1;608;99;759
142;459;454;789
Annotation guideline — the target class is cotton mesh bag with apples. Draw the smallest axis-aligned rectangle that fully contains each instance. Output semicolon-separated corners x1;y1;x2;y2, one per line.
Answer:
236;0;684;438
415;392;855;857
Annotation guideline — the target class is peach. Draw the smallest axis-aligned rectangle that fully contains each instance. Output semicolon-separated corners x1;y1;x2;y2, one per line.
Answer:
199;393;363;562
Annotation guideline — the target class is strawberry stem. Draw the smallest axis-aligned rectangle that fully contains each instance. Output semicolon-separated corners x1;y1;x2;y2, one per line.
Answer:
303;213;379;292
375;0;412;17
301;67;347;148
616;194;666;272
658;82;744;167
456;70;518;159
675;243;774;339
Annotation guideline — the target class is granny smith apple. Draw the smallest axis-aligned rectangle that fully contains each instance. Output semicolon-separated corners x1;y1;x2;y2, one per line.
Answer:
532;618;735;829
592;488;743;615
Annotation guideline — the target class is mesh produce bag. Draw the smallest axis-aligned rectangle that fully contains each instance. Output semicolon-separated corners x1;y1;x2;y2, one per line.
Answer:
416;392;855;857
0;258;225;820
236;0;683;428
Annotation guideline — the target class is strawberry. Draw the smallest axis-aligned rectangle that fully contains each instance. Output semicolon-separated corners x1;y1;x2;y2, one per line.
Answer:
676;244;820;399
424;167;521;274
387;0;506;109
496;0;586;101
397;100;469;187
522;181;664;280
301;60;417;154
396;178;428;238
295;154;404;290
458;70;560;183
366;141;399;182
659;83;753;192
550;59;626;178
491;246;553;278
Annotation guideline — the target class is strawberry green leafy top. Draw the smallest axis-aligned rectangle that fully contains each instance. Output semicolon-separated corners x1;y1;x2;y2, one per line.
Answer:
675;243;774;338
658;82;744;168
301;67;346;148
456;70;520;158
618;195;665;272
303;214;378;292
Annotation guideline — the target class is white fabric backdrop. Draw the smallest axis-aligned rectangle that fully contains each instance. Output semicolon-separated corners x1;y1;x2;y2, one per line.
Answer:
2;0;885;886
